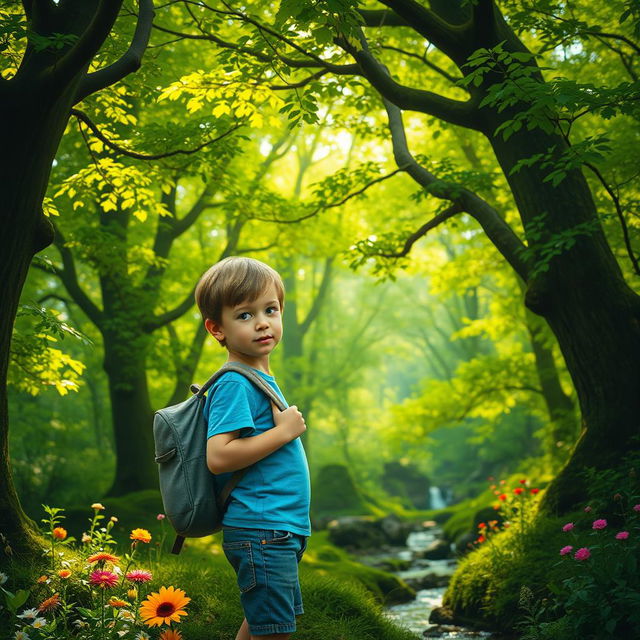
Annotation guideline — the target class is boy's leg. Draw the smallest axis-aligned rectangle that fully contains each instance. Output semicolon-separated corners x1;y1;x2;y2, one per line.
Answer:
250;635;290;640
235;618;250;640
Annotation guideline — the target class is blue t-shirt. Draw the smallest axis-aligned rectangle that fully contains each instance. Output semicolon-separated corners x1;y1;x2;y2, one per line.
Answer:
204;368;311;537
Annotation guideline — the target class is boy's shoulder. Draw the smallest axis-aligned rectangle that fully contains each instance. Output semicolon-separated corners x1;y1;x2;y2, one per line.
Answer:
212;370;257;390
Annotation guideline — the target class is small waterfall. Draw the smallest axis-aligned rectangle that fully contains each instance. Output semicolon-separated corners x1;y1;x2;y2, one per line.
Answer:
429;486;447;510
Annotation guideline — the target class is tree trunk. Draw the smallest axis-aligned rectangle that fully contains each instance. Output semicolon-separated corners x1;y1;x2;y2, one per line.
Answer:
103;334;158;496
1;86;83;556
486;126;640;515
523;307;578;466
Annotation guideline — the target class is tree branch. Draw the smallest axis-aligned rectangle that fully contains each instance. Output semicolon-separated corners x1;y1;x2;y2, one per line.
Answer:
249;167;406;224
382;89;531;281
348;43;479;129
151;22;359;74
71;108;241;160
379;45;462;85
49;0;125;89
144;286;195;332
73;0;155;103
358;9;411;27
48;226;105;328
375;204;464;257
377;0;469;64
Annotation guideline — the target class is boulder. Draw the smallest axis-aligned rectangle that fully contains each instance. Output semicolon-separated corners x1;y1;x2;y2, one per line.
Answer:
416;538;452;560
327;516;387;550
327;514;418;550
404;572;450;590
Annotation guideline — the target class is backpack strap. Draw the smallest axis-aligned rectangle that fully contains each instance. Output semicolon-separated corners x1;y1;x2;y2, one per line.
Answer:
196;361;288;411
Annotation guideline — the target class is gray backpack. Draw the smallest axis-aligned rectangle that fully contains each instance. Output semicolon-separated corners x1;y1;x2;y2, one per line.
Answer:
153;361;287;554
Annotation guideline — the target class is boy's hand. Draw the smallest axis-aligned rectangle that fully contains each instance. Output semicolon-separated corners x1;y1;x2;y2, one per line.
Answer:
271;403;306;440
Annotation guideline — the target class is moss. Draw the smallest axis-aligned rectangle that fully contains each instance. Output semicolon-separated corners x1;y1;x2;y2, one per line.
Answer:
442;505;587;633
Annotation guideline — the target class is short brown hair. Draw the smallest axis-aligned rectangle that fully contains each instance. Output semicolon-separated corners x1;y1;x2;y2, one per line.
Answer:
195;257;285;325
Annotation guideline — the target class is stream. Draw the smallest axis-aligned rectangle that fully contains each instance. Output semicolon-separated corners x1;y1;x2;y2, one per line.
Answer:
356;524;496;639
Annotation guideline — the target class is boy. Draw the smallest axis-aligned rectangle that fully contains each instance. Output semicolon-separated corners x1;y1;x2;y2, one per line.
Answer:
195;256;311;640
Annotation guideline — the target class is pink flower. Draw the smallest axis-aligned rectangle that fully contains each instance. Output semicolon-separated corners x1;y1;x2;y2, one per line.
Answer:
157;514;166;521
562;522;575;532
574;547;591;561
592;519;608;530
633;504;640;512
584;506;592;513
560;545;573;556
615;531;629;540
89;570;119;589
126;569;153;584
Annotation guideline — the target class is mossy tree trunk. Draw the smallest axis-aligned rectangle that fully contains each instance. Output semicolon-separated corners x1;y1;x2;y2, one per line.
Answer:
0;1;153;556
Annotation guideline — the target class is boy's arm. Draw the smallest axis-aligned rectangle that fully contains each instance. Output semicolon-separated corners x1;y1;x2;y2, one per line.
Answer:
207;404;305;474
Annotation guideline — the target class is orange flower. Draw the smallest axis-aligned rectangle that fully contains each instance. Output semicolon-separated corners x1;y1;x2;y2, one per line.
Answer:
108;597;129;608
37;575;49;584
87;552;120;565
140;586;190;627
130;528;152;544
38;593;61;613
58;569;72;579
160;629;183;640
52;527;67;540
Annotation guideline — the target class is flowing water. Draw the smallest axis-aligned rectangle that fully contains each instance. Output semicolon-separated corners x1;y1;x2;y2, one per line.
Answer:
380;528;495;639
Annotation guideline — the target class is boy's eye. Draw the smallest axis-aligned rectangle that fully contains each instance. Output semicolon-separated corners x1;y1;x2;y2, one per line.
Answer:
266;306;278;314
237;312;251;320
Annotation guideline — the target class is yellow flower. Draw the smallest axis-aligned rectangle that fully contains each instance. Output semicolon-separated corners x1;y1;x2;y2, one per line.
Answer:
140;586;190;627
159;629;183;640
82;533;92;543
52;527;67;540
108;597;129;608
128;588;138;600
91;503;105;510
58;569;72;579
130;528;152;544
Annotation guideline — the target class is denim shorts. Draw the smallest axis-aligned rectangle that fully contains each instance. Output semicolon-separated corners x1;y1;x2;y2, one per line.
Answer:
222;527;308;636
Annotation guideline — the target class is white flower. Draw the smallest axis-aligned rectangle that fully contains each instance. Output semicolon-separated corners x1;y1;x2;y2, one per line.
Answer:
17;608;38;620
31;618;47;628
120;610;135;620
14;631;31;640
136;632;151;640
0;571;8;585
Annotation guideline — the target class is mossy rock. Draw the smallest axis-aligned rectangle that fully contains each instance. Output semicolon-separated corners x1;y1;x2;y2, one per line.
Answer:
382;461;431;509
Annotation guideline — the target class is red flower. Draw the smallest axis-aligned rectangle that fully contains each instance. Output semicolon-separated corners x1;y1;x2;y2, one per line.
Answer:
519;479;527;484
498;493;507;501
513;488;524;495
89;570;119;589
530;488;540;494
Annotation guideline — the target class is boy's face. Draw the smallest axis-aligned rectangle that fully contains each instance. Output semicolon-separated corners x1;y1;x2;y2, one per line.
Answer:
205;283;283;367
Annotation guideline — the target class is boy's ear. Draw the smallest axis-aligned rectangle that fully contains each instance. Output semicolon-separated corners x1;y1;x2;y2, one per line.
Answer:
204;318;225;344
